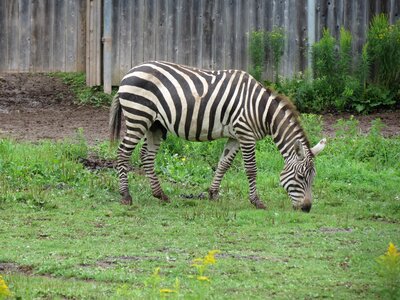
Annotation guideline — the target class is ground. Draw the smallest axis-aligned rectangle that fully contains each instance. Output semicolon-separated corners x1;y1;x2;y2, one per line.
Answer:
0;73;399;142
0;73;109;143
1;73;399;299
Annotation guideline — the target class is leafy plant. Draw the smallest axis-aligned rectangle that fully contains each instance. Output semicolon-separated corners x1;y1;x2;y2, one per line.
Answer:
376;242;400;299
367;15;400;89
353;84;395;113
265;27;285;83
248;27;285;82
278;23;398;113
48;72;116;106
0;275;12;298
249;31;265;81
338;27;353;77
312;29;336;80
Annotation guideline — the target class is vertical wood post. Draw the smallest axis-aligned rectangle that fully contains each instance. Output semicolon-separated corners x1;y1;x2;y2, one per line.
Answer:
103;0;112;93
307;0;315;75
86;0;102;86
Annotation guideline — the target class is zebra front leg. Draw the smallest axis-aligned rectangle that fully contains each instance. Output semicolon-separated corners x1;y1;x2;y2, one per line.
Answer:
140;127;169;202
240;140;266;209
209;138;240;200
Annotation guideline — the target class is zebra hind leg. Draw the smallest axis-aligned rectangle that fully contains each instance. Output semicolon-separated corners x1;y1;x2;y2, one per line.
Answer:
209;138;240;200
117;135;143;205
140;123;169;202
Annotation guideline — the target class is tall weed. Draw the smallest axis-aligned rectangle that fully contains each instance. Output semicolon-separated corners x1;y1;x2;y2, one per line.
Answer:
367;15;400;89
249;31;265;81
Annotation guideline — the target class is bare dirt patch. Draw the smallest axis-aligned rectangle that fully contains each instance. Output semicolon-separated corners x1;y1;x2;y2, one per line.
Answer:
0;73;109;143
0;262;34;275
0;73;399;143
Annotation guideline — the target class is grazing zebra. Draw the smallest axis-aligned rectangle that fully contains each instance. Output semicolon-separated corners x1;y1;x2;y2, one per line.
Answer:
110;61;326;211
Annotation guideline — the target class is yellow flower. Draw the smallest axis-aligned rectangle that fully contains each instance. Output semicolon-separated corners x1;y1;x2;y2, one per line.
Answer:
153;267;160;276
377;242;400;269
387;242;400;257
160;288;176;293
197;276;210;282
204;250;220;265
0;275;11;297
191;258;204;267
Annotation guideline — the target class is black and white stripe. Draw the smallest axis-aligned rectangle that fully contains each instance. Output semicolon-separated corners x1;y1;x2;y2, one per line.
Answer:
110;61;326;210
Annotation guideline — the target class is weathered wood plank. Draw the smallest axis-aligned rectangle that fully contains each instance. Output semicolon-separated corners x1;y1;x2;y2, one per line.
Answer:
66;0;78;72
41;0;53;71
54;0;66;71
202;0;214;69
296;0;307;73
0;1;8;71
214;0;225;69
167;0;179;62
143;0;156;62
119;0;132;77
180;0;192;65
191;0;202;67
156;0;168;61
19;0;31;71
224;0;234;69
30;0;42;72
131;0;144;71
77;0;86;72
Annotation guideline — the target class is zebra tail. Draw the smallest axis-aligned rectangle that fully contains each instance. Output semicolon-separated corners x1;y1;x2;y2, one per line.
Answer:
109;93;122;144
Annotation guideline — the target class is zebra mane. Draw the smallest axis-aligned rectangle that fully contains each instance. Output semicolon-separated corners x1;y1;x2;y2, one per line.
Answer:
273;92;312;152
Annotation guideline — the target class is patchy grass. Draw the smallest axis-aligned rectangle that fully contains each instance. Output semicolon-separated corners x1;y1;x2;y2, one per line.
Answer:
0;117;399;299
48;72;116;107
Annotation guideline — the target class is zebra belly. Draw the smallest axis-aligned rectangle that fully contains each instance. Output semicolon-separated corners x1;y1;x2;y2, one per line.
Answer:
156;116;237;142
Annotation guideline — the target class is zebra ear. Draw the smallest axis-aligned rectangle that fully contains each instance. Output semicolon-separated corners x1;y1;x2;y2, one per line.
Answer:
311;138;327;156
294;140;305;160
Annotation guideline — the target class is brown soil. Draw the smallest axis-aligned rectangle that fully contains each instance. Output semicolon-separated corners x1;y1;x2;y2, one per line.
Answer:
0;73;399;143
0;73;109;143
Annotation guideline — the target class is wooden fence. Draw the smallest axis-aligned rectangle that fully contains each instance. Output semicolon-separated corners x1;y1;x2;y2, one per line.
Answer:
0;0;399;89
0;0;86;73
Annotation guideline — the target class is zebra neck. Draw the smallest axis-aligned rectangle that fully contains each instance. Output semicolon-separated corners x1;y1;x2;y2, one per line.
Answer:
265;96;310;159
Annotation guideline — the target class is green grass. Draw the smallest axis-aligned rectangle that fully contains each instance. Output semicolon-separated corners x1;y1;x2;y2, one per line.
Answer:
48;72;116;107
0;118;399;299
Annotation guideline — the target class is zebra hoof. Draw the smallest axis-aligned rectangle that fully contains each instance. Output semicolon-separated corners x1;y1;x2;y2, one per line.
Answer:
254;201;267;209
120;193;132;205
208;189;219;200
154;191;170;203
250;196;267;209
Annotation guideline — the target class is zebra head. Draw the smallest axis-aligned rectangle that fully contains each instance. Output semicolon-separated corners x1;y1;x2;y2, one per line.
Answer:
280;138;326;212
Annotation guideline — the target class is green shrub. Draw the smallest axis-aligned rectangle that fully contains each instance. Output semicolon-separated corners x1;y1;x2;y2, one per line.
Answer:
249;31;265;81
338;27;353;77
278;24;398;113
353;84;395;113
312;29;336;80
367;15;400;89
48;73;115;106
265;27;285;83
248;27;285;83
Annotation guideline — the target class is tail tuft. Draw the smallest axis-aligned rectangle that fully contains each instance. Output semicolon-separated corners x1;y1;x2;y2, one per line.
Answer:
109;94;122;143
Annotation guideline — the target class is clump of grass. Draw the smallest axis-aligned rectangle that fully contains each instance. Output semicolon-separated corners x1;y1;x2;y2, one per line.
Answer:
191;250;220;281
0;275;12;298
48;72;116;106
114;250;220;298
376;242;400;299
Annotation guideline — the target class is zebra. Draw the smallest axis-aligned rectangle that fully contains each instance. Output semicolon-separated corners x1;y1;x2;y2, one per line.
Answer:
109;61;326;212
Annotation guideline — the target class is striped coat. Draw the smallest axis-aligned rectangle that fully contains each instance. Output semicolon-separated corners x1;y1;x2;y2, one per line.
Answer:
110;61;326;211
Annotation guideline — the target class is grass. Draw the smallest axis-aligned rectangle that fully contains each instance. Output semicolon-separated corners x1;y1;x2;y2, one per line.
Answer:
0;117;399;299
48;72;116;107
